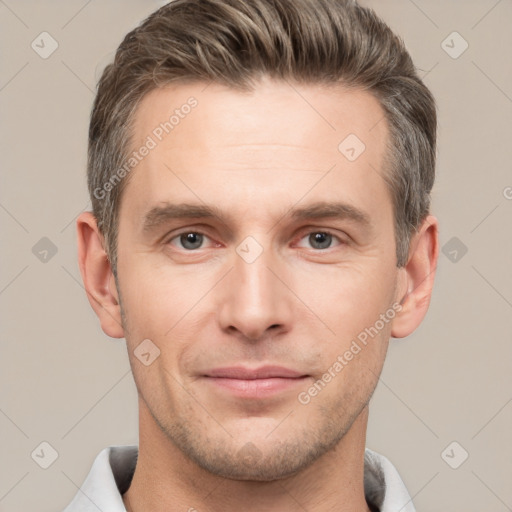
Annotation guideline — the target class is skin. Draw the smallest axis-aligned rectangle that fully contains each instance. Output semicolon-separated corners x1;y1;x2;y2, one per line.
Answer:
77;77;438;512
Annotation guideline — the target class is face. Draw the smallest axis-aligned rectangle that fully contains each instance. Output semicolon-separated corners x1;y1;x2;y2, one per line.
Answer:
115;78;403;480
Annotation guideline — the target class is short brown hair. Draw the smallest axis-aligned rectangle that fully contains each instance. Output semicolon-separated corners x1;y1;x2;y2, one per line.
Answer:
88;0;436;275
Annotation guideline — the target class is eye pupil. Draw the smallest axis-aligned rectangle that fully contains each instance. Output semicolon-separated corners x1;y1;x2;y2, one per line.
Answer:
309;232;332;250
181;232;203;250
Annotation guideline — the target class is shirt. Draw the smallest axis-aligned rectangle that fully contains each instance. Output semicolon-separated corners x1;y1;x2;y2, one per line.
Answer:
62;445;416;512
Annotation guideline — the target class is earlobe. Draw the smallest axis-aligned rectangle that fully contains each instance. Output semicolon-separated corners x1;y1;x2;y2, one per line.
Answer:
76;212;125;339
391;215;439;339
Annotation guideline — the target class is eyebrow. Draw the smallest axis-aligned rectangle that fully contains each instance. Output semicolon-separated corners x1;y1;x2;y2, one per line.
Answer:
141;200;372;233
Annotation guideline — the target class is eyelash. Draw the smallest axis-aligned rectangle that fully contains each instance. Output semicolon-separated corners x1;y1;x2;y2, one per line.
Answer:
165;229;346;251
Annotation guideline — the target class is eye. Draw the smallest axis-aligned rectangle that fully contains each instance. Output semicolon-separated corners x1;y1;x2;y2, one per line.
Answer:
296;230;343;250
166;229;345;252
167;231;212;250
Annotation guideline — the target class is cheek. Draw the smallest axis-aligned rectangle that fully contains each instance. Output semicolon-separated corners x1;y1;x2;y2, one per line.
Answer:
290;259;397;404
291;259;398;342
117;257;216;382
119;256;203;330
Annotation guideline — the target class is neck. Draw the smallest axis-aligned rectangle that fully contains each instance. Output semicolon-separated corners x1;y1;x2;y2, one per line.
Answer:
123;401;371;512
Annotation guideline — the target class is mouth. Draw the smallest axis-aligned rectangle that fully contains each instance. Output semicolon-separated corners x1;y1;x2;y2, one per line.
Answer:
201;366;310;398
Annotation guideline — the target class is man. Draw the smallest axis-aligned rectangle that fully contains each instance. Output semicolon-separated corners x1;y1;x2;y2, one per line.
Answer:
65;0;438;510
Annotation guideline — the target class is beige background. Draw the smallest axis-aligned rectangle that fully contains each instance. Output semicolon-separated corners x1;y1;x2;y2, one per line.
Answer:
1;1;511;511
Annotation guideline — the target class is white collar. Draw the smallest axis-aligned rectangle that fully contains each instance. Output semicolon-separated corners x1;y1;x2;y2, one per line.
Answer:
63;445;415;512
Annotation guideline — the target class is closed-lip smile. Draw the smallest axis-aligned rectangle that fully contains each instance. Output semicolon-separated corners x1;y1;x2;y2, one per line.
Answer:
202;365;310;398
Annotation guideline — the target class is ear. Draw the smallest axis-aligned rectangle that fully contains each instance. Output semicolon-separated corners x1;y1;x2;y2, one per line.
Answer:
76;211;125;338
391;215;439;338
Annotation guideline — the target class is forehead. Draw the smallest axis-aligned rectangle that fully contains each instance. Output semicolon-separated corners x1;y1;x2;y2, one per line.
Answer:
121;78;392;226
131;78;388;154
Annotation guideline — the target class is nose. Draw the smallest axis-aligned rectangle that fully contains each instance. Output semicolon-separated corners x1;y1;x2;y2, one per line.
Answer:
217;241;293;342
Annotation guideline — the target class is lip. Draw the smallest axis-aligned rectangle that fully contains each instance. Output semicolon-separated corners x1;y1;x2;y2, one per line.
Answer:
205;365;306;379
202;366;309;399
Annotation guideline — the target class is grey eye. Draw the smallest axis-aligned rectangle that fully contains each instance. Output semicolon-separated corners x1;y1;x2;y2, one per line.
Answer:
308;232;333;250
179;232;204;250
